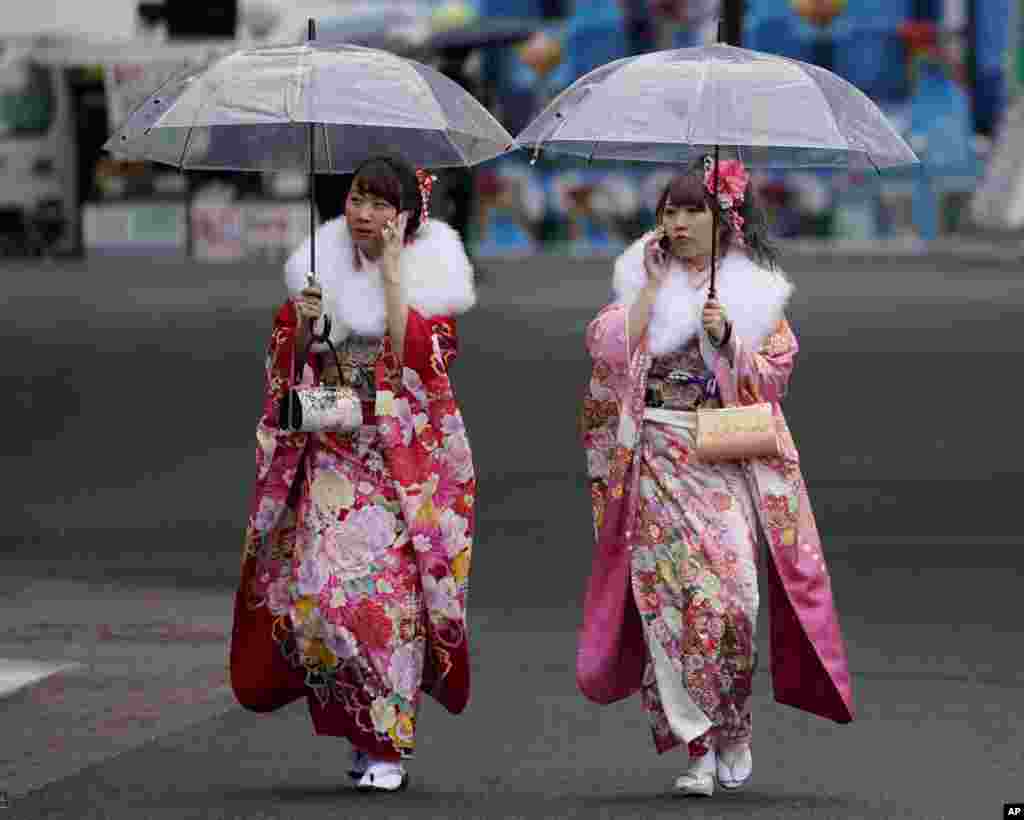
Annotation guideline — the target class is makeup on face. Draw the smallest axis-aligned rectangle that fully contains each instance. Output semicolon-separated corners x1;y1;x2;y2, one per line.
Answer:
661;198;715;260
345;183;399;255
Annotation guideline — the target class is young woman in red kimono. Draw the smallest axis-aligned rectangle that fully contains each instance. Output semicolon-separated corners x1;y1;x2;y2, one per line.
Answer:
578;157;854;796
229;156;477;792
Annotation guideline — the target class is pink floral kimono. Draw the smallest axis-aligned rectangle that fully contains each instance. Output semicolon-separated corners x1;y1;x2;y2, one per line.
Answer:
578;240;854;756
229;218;477;761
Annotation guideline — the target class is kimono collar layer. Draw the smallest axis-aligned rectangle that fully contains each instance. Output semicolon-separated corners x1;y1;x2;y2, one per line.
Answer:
284;217;476;344
613;233;794;357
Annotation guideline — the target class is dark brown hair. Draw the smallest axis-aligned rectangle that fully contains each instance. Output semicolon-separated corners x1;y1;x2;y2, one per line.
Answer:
348;155;423;243
655;173;713;221
655;157;778;270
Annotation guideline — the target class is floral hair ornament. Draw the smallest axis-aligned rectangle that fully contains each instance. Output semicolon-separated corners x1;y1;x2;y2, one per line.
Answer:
703;155;750;244
415;168;437;230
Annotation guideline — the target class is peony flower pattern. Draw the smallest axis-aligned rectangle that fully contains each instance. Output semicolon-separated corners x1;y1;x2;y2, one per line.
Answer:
296;555;329;597
239;305;475;760
318;505;398;581
423;574;461;620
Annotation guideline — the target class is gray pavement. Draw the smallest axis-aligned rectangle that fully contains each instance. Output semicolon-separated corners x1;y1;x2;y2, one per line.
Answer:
1;249;1023;818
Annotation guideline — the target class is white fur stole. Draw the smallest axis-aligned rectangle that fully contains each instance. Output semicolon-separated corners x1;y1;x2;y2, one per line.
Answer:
284;217;476;347
612;233;794;356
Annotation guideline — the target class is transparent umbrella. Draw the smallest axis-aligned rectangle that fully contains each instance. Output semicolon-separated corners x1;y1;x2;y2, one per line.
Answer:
515;41;919;293
103;20;514;280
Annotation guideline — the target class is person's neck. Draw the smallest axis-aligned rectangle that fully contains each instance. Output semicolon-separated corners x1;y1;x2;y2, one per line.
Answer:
670;250;715;288
352;243;382;271
680;252;711;272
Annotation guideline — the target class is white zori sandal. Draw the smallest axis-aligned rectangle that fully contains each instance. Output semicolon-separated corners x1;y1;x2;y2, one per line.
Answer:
355;759;409;792
674;749;716;797
716;744;753;791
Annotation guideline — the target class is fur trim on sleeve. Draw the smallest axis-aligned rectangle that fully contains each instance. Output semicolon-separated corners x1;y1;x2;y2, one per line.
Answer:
612;232;793;356
284;218;476;346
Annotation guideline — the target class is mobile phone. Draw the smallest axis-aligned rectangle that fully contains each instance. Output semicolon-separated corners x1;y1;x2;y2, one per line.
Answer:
658;233;671;252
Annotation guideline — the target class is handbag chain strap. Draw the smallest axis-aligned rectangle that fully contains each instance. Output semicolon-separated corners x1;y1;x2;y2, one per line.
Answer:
294;315;346;388
280;315;348;431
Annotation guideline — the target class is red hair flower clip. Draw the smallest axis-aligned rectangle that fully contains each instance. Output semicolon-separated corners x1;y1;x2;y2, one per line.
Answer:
415;168;437;227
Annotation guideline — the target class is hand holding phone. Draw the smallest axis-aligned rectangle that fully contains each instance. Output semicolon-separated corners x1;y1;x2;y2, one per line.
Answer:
643;227;671;289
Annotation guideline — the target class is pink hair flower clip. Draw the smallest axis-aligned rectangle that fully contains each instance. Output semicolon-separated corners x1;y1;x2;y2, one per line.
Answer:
703;156;750;244
703;156;750;211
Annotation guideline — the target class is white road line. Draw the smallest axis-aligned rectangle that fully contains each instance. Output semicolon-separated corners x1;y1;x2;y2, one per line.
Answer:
0;659;83;699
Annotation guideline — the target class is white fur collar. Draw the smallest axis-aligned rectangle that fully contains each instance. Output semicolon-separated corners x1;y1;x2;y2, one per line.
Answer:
284;217;476;345
613;233;794;357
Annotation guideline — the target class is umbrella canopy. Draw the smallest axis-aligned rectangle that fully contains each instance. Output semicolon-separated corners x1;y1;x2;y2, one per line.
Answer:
515;44;919;171
103;41;514;173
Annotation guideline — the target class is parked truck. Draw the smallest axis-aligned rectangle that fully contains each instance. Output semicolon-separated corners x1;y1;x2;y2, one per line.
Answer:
0;37;77;255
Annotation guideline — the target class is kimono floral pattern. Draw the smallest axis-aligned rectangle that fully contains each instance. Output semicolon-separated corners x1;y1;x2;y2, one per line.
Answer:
630;365;762;754
374;326;475;712
579;297;854;754
236;301;475;758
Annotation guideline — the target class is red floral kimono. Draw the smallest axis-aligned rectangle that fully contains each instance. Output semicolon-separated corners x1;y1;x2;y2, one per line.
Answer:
230;219;476;761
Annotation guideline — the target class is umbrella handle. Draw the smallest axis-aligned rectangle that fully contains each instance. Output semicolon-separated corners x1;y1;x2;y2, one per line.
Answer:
708;144;720;300
306;17;322;350
308;17;317;282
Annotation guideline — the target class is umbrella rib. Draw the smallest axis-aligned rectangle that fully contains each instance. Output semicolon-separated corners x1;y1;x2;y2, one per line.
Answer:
112;62;191;134
794;62;854;158
409;62;452;133
323;123;333;173
522;58;629;152
280;50;290;125
181;62;226;167
443;127;472;167
175;57;220;169
178;124;197;169
443;127;513;168
688;57;711;147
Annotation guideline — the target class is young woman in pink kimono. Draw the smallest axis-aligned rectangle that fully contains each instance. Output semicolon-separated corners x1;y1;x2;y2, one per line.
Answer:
229;156;477;792
578;157;855;796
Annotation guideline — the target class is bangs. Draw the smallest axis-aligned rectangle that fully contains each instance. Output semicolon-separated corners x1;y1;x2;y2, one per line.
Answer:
351;160;403;209
663;174;708;209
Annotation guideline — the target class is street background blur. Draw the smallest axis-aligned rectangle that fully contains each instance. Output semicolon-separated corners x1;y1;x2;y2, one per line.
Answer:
1;0;1023;261
5;4;1024;816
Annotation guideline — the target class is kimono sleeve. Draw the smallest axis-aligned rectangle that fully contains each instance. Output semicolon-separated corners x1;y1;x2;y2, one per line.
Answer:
581;303;649;542
401;308;460;381
260;301;298;424
244;301;309;560
375;311;475;714
702;316;798;407
586;302;631;374
375;310;468;489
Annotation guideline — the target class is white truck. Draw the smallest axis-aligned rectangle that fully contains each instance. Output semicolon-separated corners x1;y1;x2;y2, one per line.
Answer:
0;38;77;255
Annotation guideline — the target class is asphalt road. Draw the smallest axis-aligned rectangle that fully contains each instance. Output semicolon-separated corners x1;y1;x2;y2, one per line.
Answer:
1;250;1023;819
